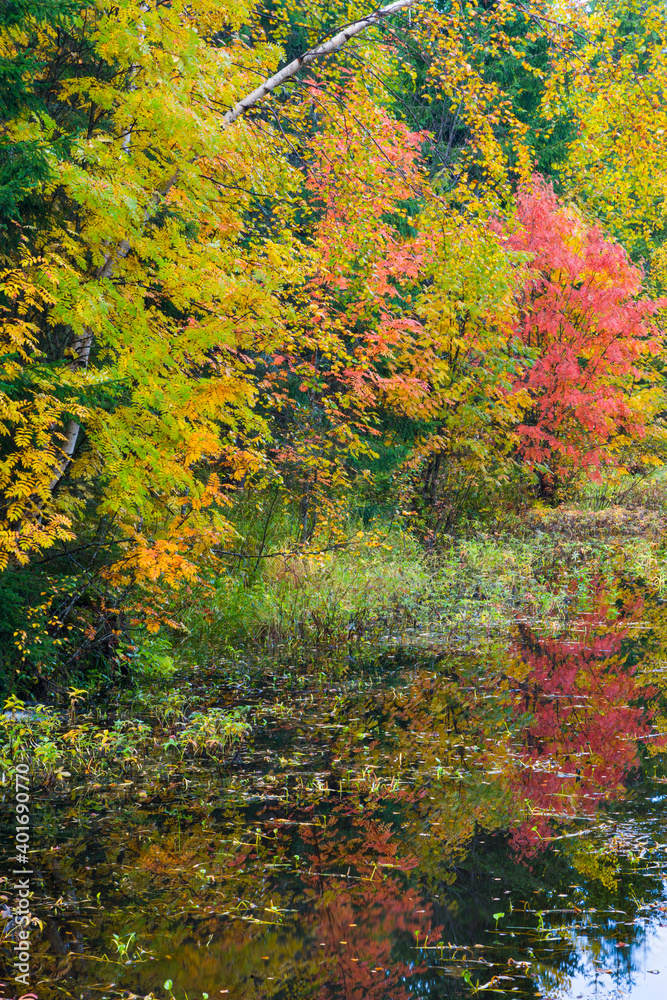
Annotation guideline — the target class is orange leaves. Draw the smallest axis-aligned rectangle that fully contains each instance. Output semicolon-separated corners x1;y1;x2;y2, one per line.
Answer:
305;81;426;292
118;536;201;587
306;80;425;215
276;77;533;507
256;79;431;510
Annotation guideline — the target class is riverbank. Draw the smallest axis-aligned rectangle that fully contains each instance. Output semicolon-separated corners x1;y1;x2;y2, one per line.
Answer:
6;472;667;791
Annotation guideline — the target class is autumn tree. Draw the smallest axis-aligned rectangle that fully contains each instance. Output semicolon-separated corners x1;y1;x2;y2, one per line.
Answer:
0;1;422;682
1;0;664;687
542;0;667;276
501;179;664;494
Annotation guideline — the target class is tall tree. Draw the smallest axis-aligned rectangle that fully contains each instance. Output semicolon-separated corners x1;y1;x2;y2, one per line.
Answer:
503;179;663;491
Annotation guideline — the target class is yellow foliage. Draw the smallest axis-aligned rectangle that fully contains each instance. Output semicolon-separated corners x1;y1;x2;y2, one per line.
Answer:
543;0;667;281
0;0;305;588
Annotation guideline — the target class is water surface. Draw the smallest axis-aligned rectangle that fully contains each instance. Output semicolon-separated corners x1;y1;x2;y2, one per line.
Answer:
4;582;667;999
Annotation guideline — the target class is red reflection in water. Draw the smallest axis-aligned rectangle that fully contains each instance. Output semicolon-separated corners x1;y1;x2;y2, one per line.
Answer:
298;804;440;1000
509;592;663;856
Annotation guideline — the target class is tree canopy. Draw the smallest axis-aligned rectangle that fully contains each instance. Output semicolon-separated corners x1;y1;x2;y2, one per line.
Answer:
2;0;667;687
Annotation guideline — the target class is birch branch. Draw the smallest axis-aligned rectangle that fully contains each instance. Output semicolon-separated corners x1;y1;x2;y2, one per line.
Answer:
222;0;417;125
49;0;416;490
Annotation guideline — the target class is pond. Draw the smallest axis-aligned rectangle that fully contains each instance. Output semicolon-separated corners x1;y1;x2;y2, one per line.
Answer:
4;579;667;1000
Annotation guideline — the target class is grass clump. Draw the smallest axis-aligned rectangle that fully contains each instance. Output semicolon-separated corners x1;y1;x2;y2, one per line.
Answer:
163;708;251;759
181;533;430;656
0;694;251;784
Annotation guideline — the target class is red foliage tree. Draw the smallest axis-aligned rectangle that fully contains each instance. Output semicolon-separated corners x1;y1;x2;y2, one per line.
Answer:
502;179;662;487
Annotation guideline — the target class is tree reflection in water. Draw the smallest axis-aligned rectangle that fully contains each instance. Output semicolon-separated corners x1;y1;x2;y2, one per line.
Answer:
508;588;663;856
11;581;667;999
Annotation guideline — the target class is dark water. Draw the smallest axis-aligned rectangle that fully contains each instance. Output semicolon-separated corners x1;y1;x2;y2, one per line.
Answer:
5;583;667;999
